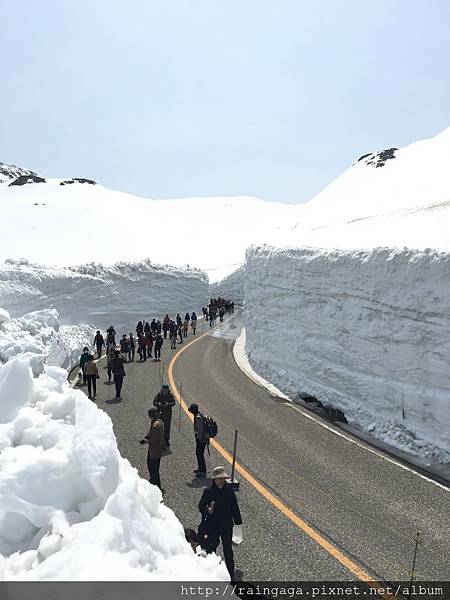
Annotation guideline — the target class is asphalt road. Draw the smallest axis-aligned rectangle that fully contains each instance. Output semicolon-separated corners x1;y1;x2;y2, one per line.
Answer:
86;313;450;584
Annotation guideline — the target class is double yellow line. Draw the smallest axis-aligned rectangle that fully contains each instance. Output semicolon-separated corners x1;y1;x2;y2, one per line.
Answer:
167;327;389;594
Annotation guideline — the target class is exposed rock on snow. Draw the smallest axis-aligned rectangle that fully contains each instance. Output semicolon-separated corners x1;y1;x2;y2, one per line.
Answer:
357;148;398;168
9;175;46;187
0;356;227;580
60;178;96;186
0;162;38;183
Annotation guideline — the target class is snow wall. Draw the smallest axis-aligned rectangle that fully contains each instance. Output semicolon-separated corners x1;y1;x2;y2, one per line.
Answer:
209;266;245;304
0;260;209;332
244;245;450;460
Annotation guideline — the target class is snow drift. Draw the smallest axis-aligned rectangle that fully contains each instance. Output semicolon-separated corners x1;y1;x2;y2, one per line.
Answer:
0;259;209;332
0;356;227;580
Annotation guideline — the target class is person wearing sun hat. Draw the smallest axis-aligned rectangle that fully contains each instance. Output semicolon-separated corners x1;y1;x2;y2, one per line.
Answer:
198;465;242;580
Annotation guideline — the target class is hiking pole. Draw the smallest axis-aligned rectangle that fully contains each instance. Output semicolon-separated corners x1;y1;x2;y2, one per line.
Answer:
178;382;183;431
408;532;421;592
230;429;239;491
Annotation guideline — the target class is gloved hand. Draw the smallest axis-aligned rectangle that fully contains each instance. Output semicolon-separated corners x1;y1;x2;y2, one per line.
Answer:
139;439;146;445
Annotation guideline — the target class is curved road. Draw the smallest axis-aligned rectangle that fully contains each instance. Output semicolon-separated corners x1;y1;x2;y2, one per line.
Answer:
90;313;450;584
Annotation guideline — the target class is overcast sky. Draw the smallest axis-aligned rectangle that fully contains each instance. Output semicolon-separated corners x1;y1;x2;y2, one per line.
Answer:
0;0;449;203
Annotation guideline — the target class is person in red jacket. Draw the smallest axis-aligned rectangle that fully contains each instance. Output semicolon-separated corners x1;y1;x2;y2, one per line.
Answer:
145;331;153;359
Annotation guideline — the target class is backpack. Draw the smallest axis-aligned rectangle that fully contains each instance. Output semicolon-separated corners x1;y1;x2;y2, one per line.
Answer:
203;415;218;439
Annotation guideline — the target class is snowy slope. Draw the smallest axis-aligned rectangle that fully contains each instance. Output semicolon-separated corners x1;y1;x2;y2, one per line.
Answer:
0;259;208;332
243;127;450;462
281;126;450;250
0;355;226;580
0;168;295;283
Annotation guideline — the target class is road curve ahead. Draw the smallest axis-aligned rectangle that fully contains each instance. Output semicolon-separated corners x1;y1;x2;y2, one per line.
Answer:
170;312;450;583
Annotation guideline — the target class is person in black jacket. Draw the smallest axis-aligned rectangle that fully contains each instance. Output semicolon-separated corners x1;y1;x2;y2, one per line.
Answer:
110;350;126;400
198;466;242;580
153;384;175;447
93;331;105;359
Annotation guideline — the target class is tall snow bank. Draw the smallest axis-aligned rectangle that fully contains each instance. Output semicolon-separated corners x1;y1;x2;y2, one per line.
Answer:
0;259;209;332
244;245;450;462
209;266;245;304
0;308;94;370
0;356;226;580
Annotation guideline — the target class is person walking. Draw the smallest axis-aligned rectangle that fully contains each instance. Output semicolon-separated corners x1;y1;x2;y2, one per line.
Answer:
110;349;126;400
145;331;153;359
106;347;114;382
188;403;208;477
106;325;116;345
191;312;197;335
139;408;166;490
120;334;130;361
154;333;163;361
84;354;99;399
93;331;105;359
156;320;162;334
169;321;177;349
184;312;190;323
182;318;189;338
136;320;144;337
198;466;243;580
128;333;135;362
138;333;146;361
177;322;183;344
163;314;170;339
151;318;158;334
79;347;90;385
153;384;176;447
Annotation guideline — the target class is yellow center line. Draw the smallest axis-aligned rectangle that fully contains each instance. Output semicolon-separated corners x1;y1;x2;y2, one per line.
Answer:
167;325;391;598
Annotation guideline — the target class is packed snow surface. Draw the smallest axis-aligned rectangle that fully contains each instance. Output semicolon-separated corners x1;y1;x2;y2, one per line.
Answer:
0;308;94;370
244;245;450;463
0;356;227;580
0;259;209;331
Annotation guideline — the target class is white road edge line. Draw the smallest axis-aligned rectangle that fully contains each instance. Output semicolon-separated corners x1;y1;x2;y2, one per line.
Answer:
233;325;449;493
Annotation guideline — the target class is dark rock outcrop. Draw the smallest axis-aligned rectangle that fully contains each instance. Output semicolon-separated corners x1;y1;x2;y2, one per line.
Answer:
9;175;46;186
357;148;398;168
60;178;97;186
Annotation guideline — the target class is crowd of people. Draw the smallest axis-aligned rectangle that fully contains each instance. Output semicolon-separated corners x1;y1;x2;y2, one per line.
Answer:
77;299;241;579
201;298;235;326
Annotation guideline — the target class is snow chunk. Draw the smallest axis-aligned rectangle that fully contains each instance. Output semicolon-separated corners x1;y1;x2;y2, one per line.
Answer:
0;357;227;580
